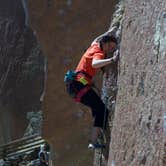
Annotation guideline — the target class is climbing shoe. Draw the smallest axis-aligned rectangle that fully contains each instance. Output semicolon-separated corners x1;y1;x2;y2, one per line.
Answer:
88;143;105;149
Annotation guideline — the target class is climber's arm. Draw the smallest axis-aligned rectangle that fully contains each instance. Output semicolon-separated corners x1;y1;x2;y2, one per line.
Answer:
92;51;119;68
92;58;113;68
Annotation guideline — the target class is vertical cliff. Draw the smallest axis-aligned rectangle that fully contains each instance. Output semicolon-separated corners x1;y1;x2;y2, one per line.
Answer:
108;0;166;165
25;0;166;165
99;2;124;165
0;0;45;144
28;0;117;165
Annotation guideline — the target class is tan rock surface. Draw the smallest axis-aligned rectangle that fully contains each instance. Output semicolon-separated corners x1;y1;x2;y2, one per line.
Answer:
108;1;166;165
28;0;116;165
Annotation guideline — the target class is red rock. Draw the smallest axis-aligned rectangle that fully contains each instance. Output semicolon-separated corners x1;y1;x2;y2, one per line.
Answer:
108;1;166;165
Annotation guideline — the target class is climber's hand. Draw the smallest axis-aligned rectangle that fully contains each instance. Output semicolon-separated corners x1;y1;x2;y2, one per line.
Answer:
112;50;119;62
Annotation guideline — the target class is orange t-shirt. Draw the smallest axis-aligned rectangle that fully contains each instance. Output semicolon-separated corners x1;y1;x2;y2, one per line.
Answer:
75;43;105;84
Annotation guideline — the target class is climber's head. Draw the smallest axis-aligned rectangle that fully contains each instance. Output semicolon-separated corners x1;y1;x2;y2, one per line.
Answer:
99;35;117;54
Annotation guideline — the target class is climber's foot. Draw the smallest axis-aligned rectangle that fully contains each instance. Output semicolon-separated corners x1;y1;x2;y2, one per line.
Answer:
88;143;105;149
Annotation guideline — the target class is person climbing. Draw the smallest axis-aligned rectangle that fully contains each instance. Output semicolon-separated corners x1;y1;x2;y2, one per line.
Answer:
64;34;119;149
38;144;49;166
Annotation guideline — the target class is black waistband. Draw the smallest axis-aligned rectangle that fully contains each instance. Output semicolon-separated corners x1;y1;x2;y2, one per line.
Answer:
76;71;92;79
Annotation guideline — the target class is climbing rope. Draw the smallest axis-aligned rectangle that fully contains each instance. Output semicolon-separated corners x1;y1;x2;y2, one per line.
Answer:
98;96;109;166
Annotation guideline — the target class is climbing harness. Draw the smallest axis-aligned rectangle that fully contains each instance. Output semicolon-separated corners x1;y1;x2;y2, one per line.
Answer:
64;70;91;84
64;70;78;97
64;70;91;100
74;86;90;102
64;70;77;83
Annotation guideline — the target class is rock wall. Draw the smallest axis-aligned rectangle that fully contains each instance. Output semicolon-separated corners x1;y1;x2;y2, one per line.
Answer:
1;0;165;166
108;0;166;165
28;0;117;165
0;0;45;144
99;2;124;165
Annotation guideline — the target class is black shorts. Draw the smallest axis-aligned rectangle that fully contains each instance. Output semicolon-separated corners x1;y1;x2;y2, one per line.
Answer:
80;87;108;128
68;81;109;128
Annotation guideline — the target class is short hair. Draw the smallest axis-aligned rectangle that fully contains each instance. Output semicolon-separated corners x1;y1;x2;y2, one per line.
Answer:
99;35;118;49
100;35;117;44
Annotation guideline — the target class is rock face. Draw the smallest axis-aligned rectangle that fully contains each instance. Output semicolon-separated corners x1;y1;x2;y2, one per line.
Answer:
99;2;124;165
0;0;45;144
108;1;166;165
28;0;117;165
2;0;165;165
24;111;42;137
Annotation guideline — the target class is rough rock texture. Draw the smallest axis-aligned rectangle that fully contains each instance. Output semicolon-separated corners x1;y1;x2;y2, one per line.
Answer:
28;0;117;165
96;2;124;165
24;111;42;137
0;0;45;144
108;1;166;166
1;0;165;166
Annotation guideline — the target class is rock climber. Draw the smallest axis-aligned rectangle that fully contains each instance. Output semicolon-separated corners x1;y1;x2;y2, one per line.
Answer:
39;144;49;166
64;34;119;149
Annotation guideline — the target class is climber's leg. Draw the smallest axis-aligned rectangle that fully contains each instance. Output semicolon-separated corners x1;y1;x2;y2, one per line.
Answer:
81;88;109;128
80;88;109;147
90;127;101;143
